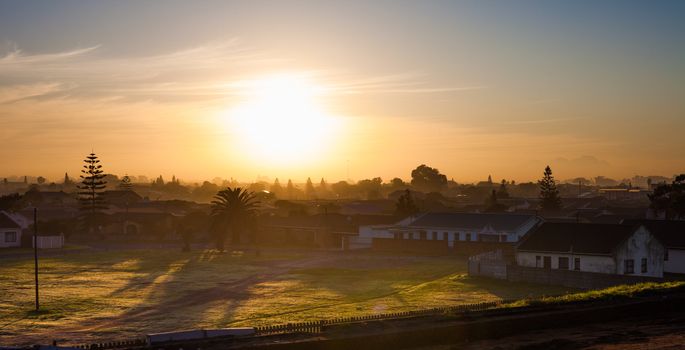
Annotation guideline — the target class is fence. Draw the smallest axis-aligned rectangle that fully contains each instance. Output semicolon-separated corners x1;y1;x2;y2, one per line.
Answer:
33;235;65;249
253;300;501;335
70;300;502;349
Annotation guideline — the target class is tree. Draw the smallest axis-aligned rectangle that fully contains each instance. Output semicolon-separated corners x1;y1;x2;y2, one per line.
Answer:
210;187;259;251
648;174;685;220
395;189;419;218
305;177;316;199
538;166;561;213
270;178;283;195
357;177;383;199
63;172;73;185
119;175;133;191
286;179;295;199
485;190;507;212
410;164;447;193
389;177;406;189
331;181;351;198
77;152;108;232
37;176;46;185
497;179;510;199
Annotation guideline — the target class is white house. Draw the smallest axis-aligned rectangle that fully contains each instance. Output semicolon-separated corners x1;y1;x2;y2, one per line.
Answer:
623;220;685;275
516;222;664;278
0;211;23;248
352;212;540;249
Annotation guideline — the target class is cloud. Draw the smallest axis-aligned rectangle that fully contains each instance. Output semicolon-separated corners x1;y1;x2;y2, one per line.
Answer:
0;43;482;107
552;155;611;167
0;82;68;104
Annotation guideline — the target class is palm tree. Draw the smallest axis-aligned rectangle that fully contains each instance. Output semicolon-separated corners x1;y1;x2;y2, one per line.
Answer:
210;187;259;251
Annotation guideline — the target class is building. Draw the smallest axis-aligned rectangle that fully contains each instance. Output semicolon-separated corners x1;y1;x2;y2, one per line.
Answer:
354;212;540;249
623;220;685;275
0;211;23;248
516;223;664;278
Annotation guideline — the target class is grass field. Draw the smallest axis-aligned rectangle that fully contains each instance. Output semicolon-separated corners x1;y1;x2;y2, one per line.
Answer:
0;247;572;346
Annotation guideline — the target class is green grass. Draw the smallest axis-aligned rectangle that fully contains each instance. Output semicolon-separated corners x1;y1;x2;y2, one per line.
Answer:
502;281;685;308
0;249;569;345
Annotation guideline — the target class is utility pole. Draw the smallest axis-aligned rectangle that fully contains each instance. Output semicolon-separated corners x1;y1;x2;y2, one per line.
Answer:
33;207;39;311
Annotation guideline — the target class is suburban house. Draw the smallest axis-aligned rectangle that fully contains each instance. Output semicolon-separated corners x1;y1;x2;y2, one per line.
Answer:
261;213;397;248
0;211;23;248
623;220;685;275
353;212;540;251
516;222;664;278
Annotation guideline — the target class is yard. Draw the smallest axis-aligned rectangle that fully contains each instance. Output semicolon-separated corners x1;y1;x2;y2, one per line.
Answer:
0;247;572;346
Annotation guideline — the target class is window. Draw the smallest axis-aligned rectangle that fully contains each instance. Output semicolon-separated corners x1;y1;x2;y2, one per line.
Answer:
4;232;17;243
641;258;648;273
466;233;471;241
574;257;580;271
408;232;414;240
543;256;552;269
500;235;507;242
558;257;569;270
624;259;634;274
665;249;669;261
442;232;448;241
432;231;438;240
419;231;427;240
536;256;541;268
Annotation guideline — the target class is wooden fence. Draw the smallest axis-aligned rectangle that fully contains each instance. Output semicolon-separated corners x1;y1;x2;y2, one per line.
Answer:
253;300;501;335
70;300;502;348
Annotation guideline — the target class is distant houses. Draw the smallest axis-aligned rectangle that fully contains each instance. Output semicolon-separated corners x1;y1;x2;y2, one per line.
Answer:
516;222;664;278
0;211;24;248
353;212;540;253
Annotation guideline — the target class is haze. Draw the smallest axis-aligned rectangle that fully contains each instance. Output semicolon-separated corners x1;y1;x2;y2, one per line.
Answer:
1;0;684;183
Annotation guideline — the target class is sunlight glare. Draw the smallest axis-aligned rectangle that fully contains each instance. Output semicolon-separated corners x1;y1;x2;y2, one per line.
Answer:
225;73;339;164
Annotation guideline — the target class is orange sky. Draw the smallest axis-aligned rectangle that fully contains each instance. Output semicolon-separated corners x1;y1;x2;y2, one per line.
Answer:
1;2;683;184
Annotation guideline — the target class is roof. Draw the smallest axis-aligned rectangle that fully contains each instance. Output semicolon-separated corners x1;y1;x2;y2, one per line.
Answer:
0;211;21;229
407;212;537;231
622;220;685;249
518;222;639;255
262;214;397;232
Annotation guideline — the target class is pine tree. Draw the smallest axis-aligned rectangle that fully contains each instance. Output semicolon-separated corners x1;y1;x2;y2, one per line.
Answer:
539;166;561;212
119;175;133;191
270;178;283;195
305;177;315;199
286;179;295;199
78;152;108;231
64;172;73;185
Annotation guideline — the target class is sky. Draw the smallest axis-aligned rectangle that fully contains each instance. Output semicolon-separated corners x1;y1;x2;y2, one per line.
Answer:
1;0;684;184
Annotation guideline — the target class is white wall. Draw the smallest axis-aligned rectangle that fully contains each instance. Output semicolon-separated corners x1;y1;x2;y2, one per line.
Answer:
615;226;664;278
0;229;21;248
517;251;616;274
665;249;685;274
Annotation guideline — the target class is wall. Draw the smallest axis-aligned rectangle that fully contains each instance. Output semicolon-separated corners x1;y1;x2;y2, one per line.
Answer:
372;237;450;255
516;252;616;274
469;260;663;289
614;226;664;278
506;265;662;289
0;229;21;248
665;249;685;274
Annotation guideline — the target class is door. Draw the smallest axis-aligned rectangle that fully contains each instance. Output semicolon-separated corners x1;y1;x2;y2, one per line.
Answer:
543;256;552;269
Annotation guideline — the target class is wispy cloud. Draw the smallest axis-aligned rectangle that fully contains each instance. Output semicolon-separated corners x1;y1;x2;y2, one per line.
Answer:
0;42;481;106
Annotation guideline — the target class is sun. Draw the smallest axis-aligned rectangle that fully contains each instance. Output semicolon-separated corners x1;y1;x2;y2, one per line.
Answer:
224;73;339;164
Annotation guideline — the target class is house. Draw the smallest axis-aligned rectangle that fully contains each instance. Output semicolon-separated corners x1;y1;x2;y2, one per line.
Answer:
0;211;23;248
622;220;685;275
516;223;664;278
101;190;143;206
261;213;396;248
354;212;540;250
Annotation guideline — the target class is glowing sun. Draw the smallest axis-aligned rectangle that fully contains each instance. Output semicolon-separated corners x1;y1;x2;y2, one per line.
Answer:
225;73;339;164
